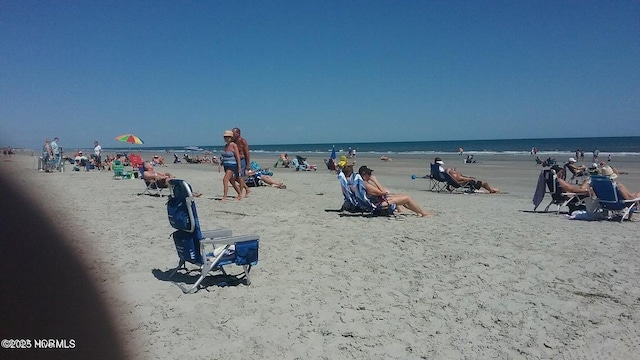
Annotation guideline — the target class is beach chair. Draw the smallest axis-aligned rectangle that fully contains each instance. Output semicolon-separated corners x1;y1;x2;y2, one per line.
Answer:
112;160;131;179
139;165;166;197
294;155;317;171
535;169;586;213
564;163;588;184
244;174;262;187
441;171;479;193
337;171;359;212
351;174;396;216
324;158;337;173
128;154;143;174
590;175;640;222
429;163;448;192
167;179;259;293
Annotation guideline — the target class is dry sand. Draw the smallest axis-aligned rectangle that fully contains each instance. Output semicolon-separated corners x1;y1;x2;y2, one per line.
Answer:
2;152;639;359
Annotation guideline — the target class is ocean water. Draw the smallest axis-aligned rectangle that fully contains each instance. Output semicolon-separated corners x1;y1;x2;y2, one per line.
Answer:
104;136;640;157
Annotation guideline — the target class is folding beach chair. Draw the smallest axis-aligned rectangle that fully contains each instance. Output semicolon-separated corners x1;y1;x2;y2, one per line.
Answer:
429;163;448;192
112;160;131;179
564;163;588;184
167;179;259;293
590;175;640;222
351;174;396;216
337;171;359;212
138;165;166;197
535;169;586;214
441;171;478;193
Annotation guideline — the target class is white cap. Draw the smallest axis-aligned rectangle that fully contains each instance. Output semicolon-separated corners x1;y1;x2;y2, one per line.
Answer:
568;157;577;163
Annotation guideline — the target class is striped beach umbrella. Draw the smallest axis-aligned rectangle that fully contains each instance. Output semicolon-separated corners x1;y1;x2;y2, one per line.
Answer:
115;134;144;145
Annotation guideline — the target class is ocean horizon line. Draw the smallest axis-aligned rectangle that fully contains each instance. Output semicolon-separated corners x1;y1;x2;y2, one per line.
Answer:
14;136;640;156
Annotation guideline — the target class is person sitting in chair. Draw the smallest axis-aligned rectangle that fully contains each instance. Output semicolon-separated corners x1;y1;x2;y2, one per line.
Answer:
143;162;175;188
358;166;433;218
434;157;499;193
551;165;590;194
152;154;165;166
566;158;586;177
142;161;202;196
599;165;640;200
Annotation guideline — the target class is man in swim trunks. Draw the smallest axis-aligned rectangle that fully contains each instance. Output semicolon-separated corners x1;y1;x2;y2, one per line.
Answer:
232;127;251;197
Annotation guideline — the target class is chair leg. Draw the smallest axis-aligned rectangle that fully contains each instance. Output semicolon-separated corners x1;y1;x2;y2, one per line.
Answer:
169;260;186;278
243;265;252;285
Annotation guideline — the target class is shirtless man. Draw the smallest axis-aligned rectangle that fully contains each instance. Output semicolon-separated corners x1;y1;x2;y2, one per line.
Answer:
142;161;202;196
232;127;251;197
142;162;175;188
566;157;586;176
434;157;499;193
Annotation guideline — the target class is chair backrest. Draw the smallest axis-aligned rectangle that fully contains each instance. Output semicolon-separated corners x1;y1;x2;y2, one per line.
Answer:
430;163;447;182
351;174;376;211
441;171;462;188
338;172;358;208
113;161;124;171
138;165;147;182
129;154;143;168
167;179;204;264
590;175;622;208
543;169;566;202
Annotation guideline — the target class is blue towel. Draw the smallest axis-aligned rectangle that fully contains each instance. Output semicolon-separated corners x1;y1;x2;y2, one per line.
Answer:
532;171;546;208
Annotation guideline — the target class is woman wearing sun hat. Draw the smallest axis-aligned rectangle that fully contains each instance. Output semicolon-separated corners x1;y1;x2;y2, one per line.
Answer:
218;130;244;202
600;165;640;200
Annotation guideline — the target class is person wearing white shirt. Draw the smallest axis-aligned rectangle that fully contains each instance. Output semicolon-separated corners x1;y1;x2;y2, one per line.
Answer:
93;141;102;168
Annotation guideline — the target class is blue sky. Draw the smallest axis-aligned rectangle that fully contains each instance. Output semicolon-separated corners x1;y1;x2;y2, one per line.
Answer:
1;1;639;150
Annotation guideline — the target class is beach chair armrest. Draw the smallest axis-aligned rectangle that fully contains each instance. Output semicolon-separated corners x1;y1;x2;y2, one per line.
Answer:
201;229;233;239
622;197;640;204
202;234;260;245
561;192;580;197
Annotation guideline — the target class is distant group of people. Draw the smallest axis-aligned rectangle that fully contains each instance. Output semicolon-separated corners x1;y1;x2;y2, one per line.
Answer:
551;162;639;201
2;146;14;157
178;153;218;164
68;141;103;171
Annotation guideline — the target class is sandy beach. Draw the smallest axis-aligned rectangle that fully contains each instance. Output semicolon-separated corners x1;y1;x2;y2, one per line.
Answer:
2;152;639;359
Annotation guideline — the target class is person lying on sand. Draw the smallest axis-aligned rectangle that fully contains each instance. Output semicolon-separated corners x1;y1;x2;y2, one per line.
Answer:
246;169;287;189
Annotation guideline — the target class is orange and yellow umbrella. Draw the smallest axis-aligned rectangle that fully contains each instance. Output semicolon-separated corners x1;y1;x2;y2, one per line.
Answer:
115;134;144;145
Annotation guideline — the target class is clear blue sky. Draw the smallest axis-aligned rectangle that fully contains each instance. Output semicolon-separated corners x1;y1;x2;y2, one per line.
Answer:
2;1;639;150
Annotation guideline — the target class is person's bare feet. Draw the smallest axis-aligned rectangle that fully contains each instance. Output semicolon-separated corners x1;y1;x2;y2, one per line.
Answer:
489;188;500;194
220;198;227;203
245;189;251;197
418;211;435;218
193;192;202;197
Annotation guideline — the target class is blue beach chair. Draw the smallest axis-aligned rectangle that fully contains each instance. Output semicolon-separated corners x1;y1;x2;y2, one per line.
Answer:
166;179;260;293
429;163;448;192
590;175;640;222
338;171;359;212
350;174;396;216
